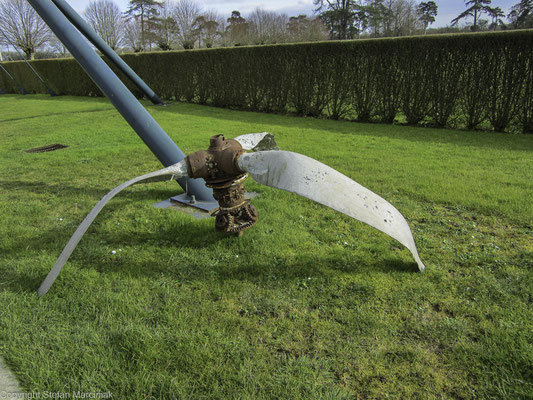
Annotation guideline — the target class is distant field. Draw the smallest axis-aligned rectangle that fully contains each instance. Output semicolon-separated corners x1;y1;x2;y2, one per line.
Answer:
0;94;531;399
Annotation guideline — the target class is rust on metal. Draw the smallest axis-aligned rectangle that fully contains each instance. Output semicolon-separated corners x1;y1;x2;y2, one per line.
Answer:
185;135;258;236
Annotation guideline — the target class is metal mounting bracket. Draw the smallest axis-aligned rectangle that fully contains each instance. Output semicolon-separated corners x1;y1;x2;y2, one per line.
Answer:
170;193;219;212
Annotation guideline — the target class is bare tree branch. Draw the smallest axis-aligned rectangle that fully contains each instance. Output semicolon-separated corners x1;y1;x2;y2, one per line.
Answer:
84;0;124;50
0;0;51;59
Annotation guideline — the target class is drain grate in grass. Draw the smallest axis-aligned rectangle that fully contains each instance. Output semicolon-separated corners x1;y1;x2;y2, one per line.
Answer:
25;143;68;153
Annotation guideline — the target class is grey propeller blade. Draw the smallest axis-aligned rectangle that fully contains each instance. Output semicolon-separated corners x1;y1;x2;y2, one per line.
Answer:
238;151;425;271
38;161;188;296
233;132;279;151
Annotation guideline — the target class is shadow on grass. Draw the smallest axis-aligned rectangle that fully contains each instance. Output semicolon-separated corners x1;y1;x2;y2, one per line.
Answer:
154;102;533;152
1;268;43;294
0;180;111;198
2;214;417;297
0;180;187;257
0;179;185;202
207;255;417;283
0;108;112;124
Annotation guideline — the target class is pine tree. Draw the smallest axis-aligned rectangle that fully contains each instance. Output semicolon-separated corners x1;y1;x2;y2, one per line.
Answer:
451;0;492;31
124;0;162;50
313;0;359;40
508;0;533;28
226;11;248;46
417;1;438;34
486;6;505;30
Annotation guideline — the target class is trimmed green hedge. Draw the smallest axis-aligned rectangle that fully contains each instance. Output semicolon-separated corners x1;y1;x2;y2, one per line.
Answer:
1;30;532;133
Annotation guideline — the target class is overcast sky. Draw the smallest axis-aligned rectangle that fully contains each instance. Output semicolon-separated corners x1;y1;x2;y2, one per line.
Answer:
67;0;519;28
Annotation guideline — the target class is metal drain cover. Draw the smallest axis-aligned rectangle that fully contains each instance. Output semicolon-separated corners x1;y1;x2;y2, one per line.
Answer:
25;144;68;153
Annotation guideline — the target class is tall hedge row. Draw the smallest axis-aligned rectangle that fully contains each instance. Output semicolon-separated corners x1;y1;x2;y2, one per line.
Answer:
1;30;532;133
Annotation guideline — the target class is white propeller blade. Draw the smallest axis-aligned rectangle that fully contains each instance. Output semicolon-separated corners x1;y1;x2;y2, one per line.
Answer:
238;151;425;271
38;161;188;296
233;132;279;151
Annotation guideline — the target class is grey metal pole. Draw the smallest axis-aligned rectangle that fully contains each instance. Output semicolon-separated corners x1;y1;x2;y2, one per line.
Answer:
50;0;163;105
0;27;58;97
0;62;27;94
27;0;213;202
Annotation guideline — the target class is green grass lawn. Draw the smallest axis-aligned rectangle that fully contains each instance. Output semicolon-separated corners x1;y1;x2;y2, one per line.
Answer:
0;94;532;399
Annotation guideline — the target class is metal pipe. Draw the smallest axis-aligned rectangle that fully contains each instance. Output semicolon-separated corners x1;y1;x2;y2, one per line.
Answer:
0;62;27;94
27;0;213;201
50;0;163;105
0;27;58;96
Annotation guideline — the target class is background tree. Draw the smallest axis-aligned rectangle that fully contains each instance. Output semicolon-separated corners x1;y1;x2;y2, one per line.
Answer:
389;0;420;36
124;0;162;51
487;6;505;30
287;14;330;42
194;11;221;48
84;0;124;50
193;15;206;47
417;1;438;34
366;0;387;36
380;0;395;36
247;8;288;45
0;34;10;61
203;10;224;48
171;0;201;49
123;18;143;51
451;0;493;31
49;36;70;57
353;6;370;38
0;0;51;59
314;0;359;40
287;14;305;38
508;0;533;28
155;0;177;50
0;32;5;60
359;0;420;37
226;10;249;46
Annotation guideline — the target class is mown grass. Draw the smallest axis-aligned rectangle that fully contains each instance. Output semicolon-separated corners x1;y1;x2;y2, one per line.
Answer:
0;94;532;399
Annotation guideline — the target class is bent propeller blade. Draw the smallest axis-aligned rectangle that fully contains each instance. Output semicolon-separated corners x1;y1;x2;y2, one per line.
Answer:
37;161;188;296
238;151;425;271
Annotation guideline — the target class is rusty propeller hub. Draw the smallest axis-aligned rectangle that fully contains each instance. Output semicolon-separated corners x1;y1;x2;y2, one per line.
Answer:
185;135;258;235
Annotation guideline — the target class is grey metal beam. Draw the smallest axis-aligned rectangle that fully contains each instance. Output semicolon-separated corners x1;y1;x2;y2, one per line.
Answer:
27;0;214;202
0;27;57;96
50;0;163;105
